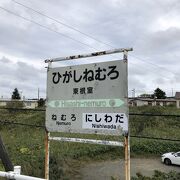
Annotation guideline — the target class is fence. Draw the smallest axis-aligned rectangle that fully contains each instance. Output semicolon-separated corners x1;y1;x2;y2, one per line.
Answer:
0;166;45;180
0;107;180;179
0;107;180;142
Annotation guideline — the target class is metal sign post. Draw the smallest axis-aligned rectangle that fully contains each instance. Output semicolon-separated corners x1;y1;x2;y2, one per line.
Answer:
44;48;133;180
124;135;129;180
123;50;130;180
45;130;50;180
45;62;51;180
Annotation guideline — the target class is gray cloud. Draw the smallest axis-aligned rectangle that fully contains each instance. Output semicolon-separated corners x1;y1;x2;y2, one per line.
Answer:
0;0;180;98
0;57;46;98
136;28;180;55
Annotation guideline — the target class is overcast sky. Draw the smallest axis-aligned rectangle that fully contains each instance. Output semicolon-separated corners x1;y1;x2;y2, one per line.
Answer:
0;0;180;99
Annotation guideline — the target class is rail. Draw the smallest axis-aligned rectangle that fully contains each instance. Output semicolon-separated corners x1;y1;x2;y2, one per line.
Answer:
0;166;45;180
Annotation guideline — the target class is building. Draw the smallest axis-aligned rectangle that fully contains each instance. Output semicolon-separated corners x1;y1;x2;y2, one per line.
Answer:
175;92;180;109
129;97;176;107
0;99;38;109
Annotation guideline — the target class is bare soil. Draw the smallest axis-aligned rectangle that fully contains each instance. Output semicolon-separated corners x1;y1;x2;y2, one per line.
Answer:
79;158;180;180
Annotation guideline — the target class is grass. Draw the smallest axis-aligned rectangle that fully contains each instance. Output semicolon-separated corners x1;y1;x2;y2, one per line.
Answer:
0;106;180;179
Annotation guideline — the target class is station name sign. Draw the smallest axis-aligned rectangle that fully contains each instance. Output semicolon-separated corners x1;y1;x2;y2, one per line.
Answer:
46;60;128;135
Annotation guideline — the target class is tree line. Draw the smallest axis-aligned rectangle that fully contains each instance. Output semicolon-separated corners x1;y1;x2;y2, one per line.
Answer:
6;88;45;108
3;87;167;109
139;88;166;99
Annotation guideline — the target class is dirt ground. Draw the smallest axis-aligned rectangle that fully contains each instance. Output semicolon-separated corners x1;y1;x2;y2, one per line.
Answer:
79;158;180;180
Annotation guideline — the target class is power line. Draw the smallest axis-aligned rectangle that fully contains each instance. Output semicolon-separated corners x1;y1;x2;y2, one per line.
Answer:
129;58;175;81
11;0;179;78
129;54;176;76
1;108;180;117
0;5;120;61
0;6;96;50
130;135;180;142
0;2;179;80
11;0;114;48
0;107;45;111
12;1;180;72
0;119;179;142
129;112;180;117
0;119;45;128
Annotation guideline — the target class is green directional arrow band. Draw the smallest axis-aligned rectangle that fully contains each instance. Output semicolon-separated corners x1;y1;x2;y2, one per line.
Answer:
48;99;124;108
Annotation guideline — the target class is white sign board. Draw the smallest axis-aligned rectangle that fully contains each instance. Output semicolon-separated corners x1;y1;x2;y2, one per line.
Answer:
46;60;128;135
82;113;128;130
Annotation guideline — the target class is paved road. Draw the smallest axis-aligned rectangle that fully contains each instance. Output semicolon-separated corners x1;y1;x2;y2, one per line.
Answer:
80;158;180;180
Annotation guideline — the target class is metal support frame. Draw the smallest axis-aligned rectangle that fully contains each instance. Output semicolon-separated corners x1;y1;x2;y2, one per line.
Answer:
44;47;133;180
45;48;133;63
49;136;123;147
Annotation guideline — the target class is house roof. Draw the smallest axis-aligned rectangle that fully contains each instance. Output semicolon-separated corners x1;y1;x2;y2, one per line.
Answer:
175;92;180;99
129;98;176;102
0;99;38;102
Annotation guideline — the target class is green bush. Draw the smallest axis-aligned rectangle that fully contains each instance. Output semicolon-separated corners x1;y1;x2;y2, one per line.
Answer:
132;170;180;180
131;139;180;155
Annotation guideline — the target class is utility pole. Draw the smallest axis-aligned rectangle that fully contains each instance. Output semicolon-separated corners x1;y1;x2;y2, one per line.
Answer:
132;89;135;98
0;133;13;172
38;88;40;100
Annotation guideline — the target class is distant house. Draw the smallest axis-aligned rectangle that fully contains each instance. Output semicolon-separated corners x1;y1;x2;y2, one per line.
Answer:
0;99;38;109
0;99;7;107
129;97;176;107
175;92;180;108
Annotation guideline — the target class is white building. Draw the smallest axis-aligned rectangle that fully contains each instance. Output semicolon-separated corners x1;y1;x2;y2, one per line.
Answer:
0;99;38;109
129;98;176;107
175;92;180;109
